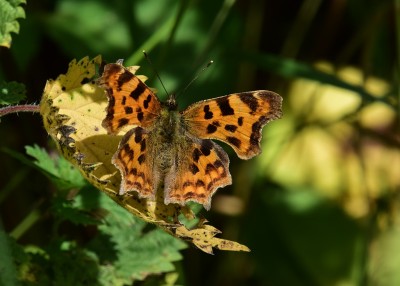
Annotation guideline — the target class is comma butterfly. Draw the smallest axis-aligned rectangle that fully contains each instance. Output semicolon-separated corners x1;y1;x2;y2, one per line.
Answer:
100;61;282;210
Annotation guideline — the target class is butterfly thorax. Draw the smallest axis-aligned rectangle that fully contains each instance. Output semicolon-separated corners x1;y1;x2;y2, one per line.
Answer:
149;105;189;176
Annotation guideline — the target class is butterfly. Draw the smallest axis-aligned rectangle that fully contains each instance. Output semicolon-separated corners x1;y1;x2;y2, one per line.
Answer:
100;61;282;210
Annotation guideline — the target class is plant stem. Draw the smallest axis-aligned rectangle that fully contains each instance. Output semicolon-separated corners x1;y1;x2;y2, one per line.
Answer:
0;104;40;118
10;205;42;240
125;16;176;67
0;168;29;204
195;0;236;67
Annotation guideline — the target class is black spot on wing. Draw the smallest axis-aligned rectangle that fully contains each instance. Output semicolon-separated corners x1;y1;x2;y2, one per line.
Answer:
118;118;129;128
143;94;152;109
132;181;142;190
184;192;196;199
136;107;144;121
137;154;146;164
123;144;134;160
216;97;234;116
200;140;212;156
238;117;243;126
189;163;200;175
124;106;133;114
192;148;202;162
206;121;221;134
205;163;216;174
214;160;223;168
224;124;237;132
130;81;146;100
136;171;145;180
207;124;217;134
214;159;227;177
140;139;146;152
227;136;241;148
196;180;206;188
207;178;219;190
117;70;134;89
183;181;193;188
203;105;213;119
239;93;259;113
134;128;143;143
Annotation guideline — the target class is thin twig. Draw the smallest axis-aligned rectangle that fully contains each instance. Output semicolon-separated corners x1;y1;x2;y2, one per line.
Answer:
0;104;40;118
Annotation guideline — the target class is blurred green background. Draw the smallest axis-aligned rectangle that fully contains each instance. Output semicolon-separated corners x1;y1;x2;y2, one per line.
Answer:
0;0;399;285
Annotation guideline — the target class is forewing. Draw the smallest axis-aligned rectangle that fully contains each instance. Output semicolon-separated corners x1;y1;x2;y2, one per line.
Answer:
112;127;158;199
164;138;232;210
181;90;282;159
100;63;162;134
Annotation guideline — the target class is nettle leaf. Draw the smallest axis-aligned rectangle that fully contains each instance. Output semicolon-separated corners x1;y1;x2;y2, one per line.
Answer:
0;228;19;286
51;197;100;226
0;81;26;105
22;240;100;286
39;56;250;254
25;144;86;190
87;189;186;283
1;234;50;285
0;0;26;48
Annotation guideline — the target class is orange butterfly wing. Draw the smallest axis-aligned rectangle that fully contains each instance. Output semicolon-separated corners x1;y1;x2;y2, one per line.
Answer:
112;127;156;197
181;91;282;159
164;137;232;210
100;63;162;134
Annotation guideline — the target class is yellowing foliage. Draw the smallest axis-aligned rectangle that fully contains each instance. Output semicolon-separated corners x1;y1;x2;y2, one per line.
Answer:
39;56;250;254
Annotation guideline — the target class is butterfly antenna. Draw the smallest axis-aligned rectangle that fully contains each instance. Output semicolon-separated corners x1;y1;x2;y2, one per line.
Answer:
143;50;170;97
176;60;214;99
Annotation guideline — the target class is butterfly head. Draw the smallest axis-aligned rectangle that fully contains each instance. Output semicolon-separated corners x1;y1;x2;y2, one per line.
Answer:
165;93;178;110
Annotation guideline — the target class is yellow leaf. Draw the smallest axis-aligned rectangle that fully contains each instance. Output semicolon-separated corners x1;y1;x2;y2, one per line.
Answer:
40;56;250;253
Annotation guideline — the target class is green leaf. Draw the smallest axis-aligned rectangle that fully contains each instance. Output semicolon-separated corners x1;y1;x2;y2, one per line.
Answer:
50;185;104;226
24;144;86;190
20;240;100;286
51;197;100;226
0;0;26;48
45;0;132;58
0;224;18;286
86;190;187;284
0;81;26;105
